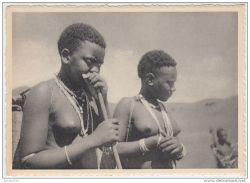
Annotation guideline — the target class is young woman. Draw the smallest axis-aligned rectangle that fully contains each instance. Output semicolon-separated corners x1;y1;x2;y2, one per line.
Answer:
115;50;186;169
13;23;120;169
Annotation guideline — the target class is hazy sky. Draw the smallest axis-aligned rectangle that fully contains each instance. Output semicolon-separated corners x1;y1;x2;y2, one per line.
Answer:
12;12;238;103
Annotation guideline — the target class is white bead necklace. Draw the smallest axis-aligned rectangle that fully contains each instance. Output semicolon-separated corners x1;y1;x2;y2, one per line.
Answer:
55;75;91;136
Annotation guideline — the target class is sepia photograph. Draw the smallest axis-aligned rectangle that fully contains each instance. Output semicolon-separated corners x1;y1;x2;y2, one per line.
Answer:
3;3;247;178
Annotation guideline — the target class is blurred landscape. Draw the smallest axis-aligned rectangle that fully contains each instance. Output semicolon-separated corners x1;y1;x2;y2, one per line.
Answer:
12;86;238;168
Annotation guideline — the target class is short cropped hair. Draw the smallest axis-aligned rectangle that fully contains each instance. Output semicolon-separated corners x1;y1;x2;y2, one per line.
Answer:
137;50;177;79
57;23;106;54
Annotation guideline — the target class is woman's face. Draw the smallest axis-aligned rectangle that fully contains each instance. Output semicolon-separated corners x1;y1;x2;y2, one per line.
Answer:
152;66;177;102
67;40;105;83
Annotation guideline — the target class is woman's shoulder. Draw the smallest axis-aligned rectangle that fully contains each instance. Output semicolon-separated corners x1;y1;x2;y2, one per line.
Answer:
114;97;138;116
118;96;135;103
29;79;54;92
28;78;57;95
23;79;55;108
116;96;141;108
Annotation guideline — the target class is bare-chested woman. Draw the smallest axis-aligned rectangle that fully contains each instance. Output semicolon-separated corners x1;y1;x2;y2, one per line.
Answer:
14;23;120;169
114;50;186;169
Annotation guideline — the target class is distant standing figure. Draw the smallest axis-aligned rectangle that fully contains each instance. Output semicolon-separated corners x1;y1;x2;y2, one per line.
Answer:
209;128;238;168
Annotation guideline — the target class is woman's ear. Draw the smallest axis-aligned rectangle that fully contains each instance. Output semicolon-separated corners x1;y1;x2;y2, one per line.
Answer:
145;73;155;86
61;48;71;64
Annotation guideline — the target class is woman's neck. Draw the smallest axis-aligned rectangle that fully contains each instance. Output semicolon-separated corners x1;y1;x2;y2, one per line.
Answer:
58;68;85;93
140;88;158;106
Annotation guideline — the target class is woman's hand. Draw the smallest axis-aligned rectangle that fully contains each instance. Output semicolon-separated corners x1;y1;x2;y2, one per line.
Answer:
144;135;160;150
82;72;108;102
89;118;119;147
158;136;183;159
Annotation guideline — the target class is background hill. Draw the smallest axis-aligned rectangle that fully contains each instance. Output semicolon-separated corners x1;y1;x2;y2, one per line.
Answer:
166;96;238;168
12;87;238;168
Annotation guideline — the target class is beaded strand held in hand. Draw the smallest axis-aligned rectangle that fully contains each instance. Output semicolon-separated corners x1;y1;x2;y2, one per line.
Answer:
64;146;73;165
137;94;176;168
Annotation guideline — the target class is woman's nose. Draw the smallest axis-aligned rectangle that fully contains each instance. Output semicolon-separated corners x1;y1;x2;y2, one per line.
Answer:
89;65;100;73
171;85;176;92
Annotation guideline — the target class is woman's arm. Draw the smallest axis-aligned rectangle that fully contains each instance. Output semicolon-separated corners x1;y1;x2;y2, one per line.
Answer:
21;136;97;168
114;98;158;156
117;136;158;157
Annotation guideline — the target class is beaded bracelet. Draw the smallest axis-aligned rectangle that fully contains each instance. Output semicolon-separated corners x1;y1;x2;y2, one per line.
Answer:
139;138;150;154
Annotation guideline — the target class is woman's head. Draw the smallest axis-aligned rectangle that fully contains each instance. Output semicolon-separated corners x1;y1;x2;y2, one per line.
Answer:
138;50;177;101
57;23;106;84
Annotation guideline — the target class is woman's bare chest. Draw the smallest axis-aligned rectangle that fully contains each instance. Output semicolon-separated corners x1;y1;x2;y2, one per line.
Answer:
132;104;167;137
51;91;84;134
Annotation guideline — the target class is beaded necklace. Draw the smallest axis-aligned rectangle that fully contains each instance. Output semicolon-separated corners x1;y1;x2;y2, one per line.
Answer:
147;101;160;110
55;75;93;136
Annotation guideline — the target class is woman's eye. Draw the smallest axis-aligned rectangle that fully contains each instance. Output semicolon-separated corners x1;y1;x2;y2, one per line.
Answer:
167;81;174;87
82;57;102;67
83;58;92;65
84;58;90;62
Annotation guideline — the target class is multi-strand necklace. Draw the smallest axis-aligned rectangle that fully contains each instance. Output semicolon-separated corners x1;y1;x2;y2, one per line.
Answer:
55;74;93;136
147;101;160;110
